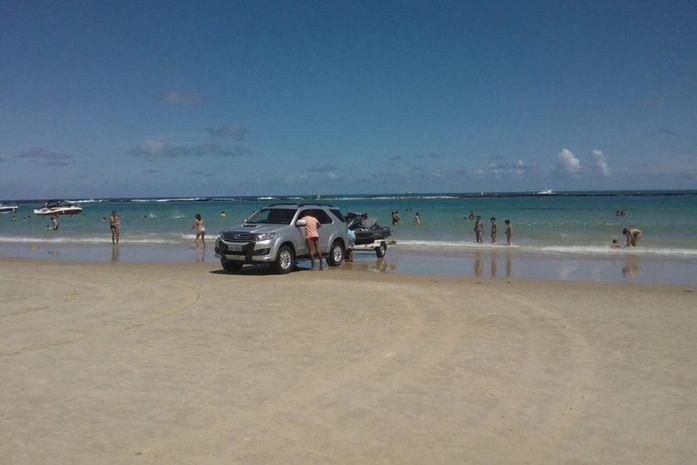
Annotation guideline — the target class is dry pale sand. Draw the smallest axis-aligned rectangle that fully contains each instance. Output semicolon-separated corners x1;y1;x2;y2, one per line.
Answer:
1;257;696;465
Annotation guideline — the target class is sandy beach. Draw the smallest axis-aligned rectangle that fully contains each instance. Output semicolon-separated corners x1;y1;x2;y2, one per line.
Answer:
1;257;696;465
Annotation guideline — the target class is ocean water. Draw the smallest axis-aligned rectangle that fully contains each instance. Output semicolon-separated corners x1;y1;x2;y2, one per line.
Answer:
1;191;697;284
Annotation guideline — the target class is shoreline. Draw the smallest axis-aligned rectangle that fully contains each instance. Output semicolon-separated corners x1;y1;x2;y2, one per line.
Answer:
1;241;696;286
2;258;696;464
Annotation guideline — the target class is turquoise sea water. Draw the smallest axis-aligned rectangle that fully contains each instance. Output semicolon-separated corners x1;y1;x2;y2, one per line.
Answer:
1;191;697;285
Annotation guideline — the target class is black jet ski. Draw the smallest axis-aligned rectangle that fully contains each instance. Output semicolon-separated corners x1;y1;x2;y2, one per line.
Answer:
345;212;392;245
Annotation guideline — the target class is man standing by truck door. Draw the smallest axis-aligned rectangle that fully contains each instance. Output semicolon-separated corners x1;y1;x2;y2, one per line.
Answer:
302;212;323;270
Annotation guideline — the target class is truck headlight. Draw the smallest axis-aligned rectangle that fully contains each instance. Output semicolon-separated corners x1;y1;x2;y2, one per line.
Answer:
254;232;276;241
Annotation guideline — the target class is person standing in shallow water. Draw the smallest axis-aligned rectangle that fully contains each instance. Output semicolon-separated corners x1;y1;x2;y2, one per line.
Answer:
623;227;642;247
192;213;206;248
490;217;497;244
505;219;512;245
110;210;120;244
474;215;483;243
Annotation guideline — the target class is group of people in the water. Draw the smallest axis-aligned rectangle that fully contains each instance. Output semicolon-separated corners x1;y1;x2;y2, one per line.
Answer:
467;211;512;245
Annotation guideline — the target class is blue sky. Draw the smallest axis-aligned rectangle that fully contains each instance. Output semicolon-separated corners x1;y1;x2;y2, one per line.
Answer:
1;0;696;198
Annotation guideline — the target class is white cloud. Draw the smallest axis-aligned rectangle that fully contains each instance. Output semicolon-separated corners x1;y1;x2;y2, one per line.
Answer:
162;90;203;105
557;148;581;174
591;149;610;177
207;124;248;139
131;138;247;158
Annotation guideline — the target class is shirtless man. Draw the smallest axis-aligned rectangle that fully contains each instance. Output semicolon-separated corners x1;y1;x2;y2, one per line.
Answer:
474;215;483;243
490;217;497;244
505;219;512;245
622;227;642;247
302;212;322;270
110;210;120;244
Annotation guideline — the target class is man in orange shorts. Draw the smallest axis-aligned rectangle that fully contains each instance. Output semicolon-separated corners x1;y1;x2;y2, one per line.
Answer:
302;212;323;270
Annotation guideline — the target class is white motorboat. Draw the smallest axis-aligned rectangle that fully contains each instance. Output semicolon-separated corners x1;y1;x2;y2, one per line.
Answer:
33;200;83;216
0;203;19;214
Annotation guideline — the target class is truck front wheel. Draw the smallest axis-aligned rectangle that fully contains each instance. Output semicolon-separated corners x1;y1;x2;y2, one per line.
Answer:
221;259;243;273
273;245;295;274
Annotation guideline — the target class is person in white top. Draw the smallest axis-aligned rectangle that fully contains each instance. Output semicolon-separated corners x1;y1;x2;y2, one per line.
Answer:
192;213;206;248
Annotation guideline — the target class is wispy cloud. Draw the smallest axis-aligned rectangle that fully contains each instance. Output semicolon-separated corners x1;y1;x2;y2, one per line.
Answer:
187;169;214;177
162;90;204;106
557;148;581;174
17;147;73;166
485;158;529;176
591;149;611;177
206;124;248;140
653;127;677;136
308;165;339;179
132;139;248;158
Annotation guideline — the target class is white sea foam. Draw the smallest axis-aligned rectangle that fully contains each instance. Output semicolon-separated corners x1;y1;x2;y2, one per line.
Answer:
0;235;183;245
393;240;697;257
132;197;205;203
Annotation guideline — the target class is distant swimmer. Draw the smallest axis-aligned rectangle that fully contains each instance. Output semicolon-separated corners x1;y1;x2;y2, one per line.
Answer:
414;212;421;225
468;210;476;220
110;210;120;244
616;209;627;217
505;219;512;245
622;227;642;247
219;211;227;217
611;239;621;248
51;215;59;231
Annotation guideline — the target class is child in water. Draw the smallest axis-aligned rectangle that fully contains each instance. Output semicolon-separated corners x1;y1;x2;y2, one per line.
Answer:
504;219;512;245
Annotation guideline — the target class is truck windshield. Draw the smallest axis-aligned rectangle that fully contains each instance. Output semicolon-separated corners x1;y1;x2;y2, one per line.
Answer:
245;208;296;224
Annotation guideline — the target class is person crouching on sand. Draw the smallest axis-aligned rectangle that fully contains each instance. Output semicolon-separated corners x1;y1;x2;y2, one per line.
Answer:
623;227;642;247
302;211;323;270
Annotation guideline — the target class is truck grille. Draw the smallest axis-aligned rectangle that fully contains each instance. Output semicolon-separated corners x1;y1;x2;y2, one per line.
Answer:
222;231;254;242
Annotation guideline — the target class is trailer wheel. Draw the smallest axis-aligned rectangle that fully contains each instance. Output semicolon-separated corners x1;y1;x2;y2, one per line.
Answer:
375;242;386;258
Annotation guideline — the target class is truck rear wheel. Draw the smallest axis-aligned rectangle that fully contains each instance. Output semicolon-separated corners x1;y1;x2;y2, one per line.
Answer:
376;242;386;258
327;240;345;266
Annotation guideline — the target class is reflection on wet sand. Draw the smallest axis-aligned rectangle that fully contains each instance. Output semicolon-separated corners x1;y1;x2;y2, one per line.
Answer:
111;244;120;263
342;257;396;273
474;250;512;279
622;257;640;278
195;247;206;263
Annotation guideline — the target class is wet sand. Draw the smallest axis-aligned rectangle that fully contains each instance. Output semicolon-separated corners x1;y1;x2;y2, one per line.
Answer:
1;257;696;464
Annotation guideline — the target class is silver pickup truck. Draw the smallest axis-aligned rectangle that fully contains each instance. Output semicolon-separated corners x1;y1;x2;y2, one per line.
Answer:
214;203;349;274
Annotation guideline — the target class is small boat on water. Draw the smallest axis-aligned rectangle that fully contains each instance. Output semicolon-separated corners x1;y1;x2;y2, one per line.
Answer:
536;189;555;195
0;203;19;214
33;200;83;216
